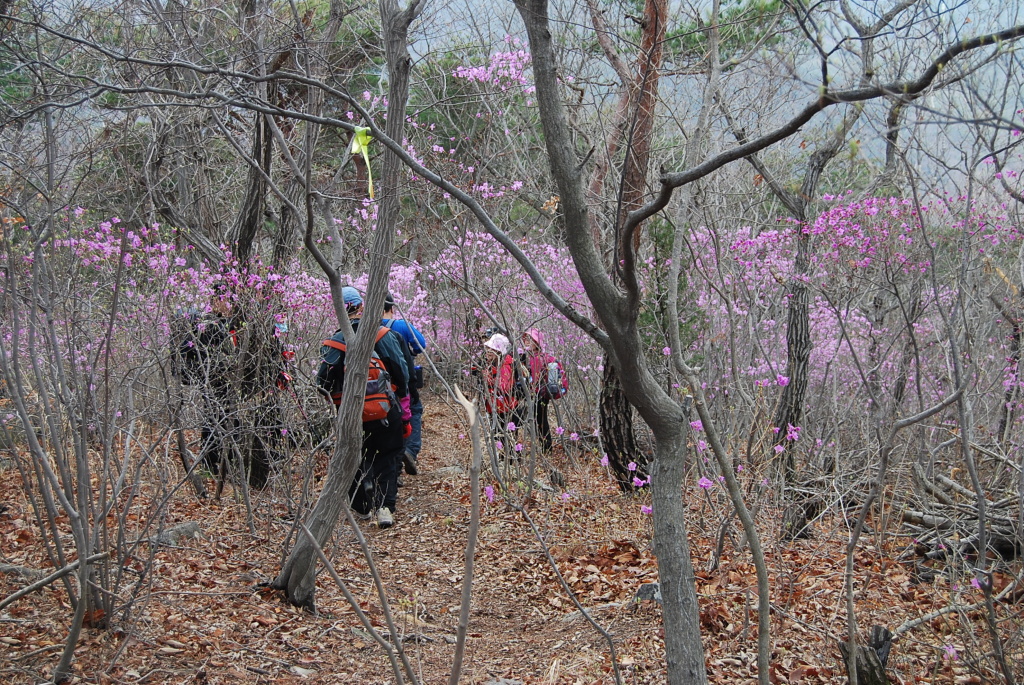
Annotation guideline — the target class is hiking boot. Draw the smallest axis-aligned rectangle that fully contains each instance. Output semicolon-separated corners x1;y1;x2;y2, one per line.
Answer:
376;507;394;529
402;450;419;476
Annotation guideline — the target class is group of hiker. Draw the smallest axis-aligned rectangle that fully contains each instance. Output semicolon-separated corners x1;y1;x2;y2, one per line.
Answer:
315;287;426;529
477;328;568;454
174;285;568;530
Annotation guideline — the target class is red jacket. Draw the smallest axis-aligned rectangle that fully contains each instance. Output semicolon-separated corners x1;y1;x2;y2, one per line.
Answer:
485;354;519;414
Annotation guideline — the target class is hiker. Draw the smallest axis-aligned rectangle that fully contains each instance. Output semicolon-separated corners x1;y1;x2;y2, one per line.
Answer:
318;286;412;529
520;328;555;452
381;292;427;476
172;293;290;489
172;295;239;478
480;333;524;435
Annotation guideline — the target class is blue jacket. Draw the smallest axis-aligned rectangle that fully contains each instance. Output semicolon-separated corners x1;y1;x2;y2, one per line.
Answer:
381;317;427;356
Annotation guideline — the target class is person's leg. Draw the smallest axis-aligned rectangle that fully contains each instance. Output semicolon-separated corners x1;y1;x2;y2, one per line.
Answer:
403;394;424;474
348;466;373;516
367;407;404;524
200;385;230;473
379;440;402;513
537;397;552;452
406;394;424;457
247;398;283;489
349;428;376;517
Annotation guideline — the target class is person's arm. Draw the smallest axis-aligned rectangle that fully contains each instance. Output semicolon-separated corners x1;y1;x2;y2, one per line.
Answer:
377;331;409;397
408;323;427;355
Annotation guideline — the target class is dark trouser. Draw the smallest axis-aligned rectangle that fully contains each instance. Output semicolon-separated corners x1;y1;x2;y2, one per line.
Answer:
535;397;552;452
246;396;284;489
200;382;236;474
350;404;404;514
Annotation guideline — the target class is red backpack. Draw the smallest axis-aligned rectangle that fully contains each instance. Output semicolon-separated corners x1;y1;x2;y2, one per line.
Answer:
318;327;396;422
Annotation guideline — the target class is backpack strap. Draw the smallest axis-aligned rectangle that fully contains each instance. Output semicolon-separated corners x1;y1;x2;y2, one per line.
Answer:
323;327;389;353
322;338;347;352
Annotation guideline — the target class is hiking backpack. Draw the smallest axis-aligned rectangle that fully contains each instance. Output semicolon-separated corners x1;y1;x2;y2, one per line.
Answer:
317;327;396;423
540;358;569;400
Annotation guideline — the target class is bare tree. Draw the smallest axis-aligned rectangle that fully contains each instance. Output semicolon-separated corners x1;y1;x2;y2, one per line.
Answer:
271;0;424;609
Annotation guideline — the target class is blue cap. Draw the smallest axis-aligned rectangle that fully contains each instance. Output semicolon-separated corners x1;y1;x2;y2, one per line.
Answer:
342;286;363;308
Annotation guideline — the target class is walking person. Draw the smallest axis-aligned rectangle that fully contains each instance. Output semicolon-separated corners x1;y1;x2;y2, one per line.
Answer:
172;295;238;478
480;333;524;444
520;328;554;452
381;292;427;475
317;287;413;529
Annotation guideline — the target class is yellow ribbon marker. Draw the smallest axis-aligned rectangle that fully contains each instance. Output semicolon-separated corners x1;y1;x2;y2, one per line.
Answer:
350;126;375;199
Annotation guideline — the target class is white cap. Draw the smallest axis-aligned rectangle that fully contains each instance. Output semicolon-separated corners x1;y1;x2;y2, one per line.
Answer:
483;333;510;355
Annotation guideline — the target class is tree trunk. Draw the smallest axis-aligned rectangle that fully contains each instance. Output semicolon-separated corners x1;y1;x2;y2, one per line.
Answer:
995;313;1021;445
515;0;708;681
772;224;811;481
649;421;708;683
839;626;892;685
600;362;646;490
273;0;422;610
231;112;271;262
593;0;665;493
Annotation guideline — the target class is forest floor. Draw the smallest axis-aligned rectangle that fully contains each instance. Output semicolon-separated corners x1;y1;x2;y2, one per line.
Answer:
0;397;1016;684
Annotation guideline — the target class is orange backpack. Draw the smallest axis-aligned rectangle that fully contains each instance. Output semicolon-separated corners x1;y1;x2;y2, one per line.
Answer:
318;327;396;422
